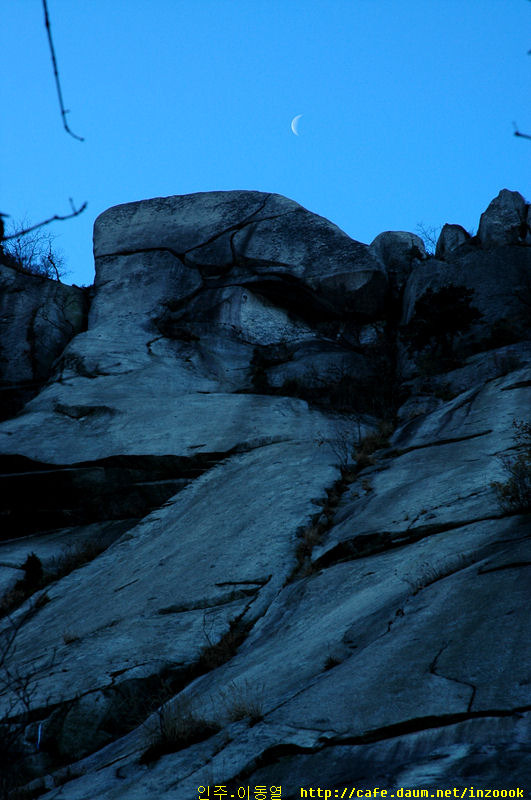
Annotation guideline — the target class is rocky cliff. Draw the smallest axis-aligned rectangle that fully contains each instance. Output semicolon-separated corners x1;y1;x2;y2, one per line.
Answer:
0;258;88;421
0;189;529;798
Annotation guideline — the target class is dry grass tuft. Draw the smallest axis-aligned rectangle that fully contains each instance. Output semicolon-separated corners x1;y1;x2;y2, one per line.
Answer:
491;420;531;514
220;680;264;725
140;698;220;764
62;630;80;645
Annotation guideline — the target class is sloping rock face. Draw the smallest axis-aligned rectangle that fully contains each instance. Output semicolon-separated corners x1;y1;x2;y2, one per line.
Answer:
0;261;87;420
0;190;529;799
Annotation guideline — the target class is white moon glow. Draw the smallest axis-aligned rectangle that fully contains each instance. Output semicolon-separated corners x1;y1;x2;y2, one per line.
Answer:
291;114;303;136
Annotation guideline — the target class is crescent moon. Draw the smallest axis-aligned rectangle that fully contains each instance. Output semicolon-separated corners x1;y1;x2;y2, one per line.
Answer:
291;114;303;136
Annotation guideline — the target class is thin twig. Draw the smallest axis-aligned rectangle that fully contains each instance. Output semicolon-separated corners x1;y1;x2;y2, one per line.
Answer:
2;201;87;241
42;0;85;141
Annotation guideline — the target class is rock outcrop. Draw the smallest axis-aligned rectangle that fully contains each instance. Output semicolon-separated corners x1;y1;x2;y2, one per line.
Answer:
435;223;471;258
0;189;529;798
477;189;529;248
0;261;87;419
369;230;426;294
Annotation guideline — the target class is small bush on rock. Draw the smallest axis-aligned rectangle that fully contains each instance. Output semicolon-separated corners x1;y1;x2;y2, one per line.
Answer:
491;419;531;513
16;553;43;593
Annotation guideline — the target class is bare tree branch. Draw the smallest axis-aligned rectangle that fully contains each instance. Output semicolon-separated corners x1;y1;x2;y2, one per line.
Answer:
2;200;87;241
512;120;531;140
42;0;85;142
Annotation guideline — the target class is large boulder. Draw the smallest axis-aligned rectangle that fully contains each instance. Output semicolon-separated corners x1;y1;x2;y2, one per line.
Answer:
435;223;471;258
369;230;426;294
401;245;531;355
0;192;387;467
0;264;87;419
94;191;388;318
477;189;529;248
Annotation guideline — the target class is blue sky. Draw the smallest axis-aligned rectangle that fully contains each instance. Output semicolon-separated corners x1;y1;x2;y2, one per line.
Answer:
3;0;530;286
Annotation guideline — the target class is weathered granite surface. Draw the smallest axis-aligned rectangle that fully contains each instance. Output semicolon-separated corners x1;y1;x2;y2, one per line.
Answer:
0;261;87;419
0;189;529;798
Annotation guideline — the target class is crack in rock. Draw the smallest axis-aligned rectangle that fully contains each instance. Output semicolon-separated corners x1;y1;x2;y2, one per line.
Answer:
318;704;531;746
394;429;493;457
157;587;261;615
313;515;500;572
477;560;531;574
429;643;476;712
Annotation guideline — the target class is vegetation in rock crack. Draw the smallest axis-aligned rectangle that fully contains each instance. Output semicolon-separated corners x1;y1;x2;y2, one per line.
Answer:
328;421;394;478
355;422;393;466
198;615;252;671
324;654;342;670
219;679;264;725
401;285;482;372
491;419;531;513
140;698;220;764
140;678;264;765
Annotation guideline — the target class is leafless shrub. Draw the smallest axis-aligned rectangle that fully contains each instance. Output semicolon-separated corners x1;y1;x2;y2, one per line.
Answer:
416;222;442;255
2;219;67;281
326;418;363;472
0;595;54;797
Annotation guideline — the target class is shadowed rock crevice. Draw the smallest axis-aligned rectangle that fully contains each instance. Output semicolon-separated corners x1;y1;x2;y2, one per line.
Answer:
0;452;231;538
312;515;503;571
318;706;531;747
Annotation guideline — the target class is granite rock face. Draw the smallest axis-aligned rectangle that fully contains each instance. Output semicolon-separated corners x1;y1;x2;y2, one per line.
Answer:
477;189;529;248
0;190;529;798
401;246;531;364
435;223;471;258
0;261;87;419
93;191;388;317
369;230;426;294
